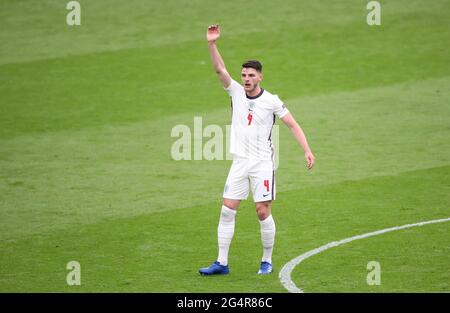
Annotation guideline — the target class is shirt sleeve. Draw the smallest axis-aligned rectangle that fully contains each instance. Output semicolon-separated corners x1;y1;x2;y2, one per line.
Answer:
223;79;243;96
273;95;289;118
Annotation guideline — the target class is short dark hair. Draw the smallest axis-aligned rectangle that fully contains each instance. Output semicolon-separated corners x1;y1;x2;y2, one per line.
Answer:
242;60;262;73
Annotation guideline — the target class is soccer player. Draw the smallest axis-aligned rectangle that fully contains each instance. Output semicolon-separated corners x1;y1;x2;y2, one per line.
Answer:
199;24;315;275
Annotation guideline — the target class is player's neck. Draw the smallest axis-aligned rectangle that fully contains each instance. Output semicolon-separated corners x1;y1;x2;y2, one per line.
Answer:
246;86;262;98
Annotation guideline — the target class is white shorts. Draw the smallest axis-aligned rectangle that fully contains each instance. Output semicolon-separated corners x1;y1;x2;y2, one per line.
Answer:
223;158;276;202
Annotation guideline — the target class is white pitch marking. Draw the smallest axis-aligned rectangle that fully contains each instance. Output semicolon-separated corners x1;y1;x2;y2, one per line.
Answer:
279;217;450;293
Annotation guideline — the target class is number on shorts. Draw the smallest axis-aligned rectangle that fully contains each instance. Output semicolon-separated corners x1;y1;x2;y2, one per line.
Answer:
264;179;269;192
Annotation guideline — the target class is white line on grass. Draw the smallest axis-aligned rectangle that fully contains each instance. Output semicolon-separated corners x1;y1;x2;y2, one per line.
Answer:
279;217;450;293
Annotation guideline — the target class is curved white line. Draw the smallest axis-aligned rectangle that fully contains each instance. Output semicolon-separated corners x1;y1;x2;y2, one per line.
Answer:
279;217;450;293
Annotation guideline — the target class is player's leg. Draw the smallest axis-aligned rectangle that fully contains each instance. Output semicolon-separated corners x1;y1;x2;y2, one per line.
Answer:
250;161;276;274
199;160;249;275
216;198;240;267
255;200;272;220
223;198;240;210
255;200;275;274
199;198;241;276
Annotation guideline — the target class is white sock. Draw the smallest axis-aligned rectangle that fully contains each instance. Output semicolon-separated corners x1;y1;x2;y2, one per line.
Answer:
260;215;276;264
217;205;237;266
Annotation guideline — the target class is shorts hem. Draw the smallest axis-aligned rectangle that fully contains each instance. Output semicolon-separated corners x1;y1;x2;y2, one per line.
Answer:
223;195;248;201
253;197;275;203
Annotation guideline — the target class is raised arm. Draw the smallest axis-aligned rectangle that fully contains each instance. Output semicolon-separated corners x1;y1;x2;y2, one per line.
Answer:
206;24;231;88
281;112;315;170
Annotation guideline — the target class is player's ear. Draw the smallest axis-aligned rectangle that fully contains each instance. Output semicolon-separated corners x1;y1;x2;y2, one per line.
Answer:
259;72;263;81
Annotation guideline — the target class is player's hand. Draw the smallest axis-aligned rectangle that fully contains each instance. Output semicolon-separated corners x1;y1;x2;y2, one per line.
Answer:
207;24;220;42
305;151;315;170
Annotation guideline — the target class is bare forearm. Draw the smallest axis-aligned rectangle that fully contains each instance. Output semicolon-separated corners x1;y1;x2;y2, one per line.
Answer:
208;41;226;73
289;123;312;154
281;112;315;169
207;40;231;87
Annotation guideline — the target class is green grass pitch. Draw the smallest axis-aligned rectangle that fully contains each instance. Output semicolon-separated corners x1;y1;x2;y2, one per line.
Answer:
0;0;449;292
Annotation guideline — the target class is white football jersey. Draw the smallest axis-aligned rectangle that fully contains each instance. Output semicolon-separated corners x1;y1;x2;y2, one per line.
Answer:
224;79;289;160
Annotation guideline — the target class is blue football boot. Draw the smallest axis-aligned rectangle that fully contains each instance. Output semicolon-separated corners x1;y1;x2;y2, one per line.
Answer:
199;261;229;275
257;261;273;275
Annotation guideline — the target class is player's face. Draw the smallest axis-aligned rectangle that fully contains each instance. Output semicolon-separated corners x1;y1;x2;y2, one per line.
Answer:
241;68;262;93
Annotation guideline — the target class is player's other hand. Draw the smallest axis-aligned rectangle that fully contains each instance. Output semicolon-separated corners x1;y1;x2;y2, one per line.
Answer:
305;151;315;170
207;24;220;42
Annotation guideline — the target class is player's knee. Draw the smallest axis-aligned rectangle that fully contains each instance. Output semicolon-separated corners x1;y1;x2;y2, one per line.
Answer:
223;198;240;210
255;202;271;220
257;211;269;220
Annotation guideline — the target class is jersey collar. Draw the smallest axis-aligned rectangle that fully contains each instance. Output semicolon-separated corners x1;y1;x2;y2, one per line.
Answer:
246;88;264;100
